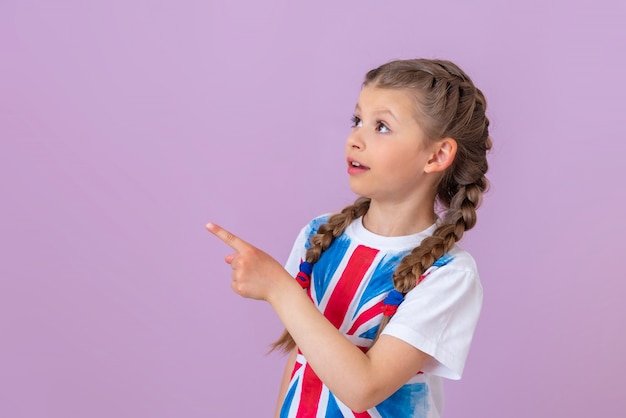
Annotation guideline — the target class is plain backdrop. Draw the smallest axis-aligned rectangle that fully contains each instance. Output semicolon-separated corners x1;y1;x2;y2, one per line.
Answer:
1;0;625;417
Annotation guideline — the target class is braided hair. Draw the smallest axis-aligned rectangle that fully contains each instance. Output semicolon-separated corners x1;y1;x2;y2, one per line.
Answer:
272;59;491;352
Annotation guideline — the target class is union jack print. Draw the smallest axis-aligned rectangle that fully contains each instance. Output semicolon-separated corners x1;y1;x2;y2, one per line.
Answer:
280;225;454;417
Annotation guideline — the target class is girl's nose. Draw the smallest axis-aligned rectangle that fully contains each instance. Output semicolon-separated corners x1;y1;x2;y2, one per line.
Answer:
346;130;364;150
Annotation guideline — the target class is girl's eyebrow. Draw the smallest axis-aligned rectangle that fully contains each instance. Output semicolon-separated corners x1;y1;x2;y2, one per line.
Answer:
355;104;399;122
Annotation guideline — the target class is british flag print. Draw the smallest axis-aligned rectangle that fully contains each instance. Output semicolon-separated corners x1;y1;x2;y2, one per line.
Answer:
279;228;438;417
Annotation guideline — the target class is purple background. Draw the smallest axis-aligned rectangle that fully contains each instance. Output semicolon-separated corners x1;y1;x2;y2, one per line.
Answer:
1;0;625;417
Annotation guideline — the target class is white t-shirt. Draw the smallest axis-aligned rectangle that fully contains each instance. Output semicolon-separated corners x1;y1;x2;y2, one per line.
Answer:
280;215;483;418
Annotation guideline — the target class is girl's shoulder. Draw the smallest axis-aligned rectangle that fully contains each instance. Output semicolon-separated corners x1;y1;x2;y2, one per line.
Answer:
305;213;332;236
443;244;479;274
410;244;481;294
289;214;333;252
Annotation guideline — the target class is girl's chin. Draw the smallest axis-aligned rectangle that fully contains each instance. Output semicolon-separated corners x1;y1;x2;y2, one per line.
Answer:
347;185;374;201
347;181;367;197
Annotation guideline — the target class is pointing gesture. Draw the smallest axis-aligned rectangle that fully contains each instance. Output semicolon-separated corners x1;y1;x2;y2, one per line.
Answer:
206;222;294;301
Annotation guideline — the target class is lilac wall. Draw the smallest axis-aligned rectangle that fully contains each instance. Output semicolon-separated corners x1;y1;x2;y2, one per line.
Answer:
2;0;624;416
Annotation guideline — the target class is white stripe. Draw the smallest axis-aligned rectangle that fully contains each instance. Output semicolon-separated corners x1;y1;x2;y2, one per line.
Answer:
367;408;383;418
316;241;358;312
316;387;329;418
284;358;306;417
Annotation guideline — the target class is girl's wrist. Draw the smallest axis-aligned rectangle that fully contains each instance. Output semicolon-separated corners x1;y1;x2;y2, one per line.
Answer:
266;273;306;309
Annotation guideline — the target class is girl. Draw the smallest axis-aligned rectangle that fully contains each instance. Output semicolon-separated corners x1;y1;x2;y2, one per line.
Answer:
207;58;491;417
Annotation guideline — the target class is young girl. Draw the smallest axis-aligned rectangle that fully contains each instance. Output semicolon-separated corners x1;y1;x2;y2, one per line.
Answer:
207;58;491;417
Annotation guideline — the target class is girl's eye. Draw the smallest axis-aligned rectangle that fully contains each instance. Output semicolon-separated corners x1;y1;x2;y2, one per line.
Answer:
376;122;390;133
351;115;363;128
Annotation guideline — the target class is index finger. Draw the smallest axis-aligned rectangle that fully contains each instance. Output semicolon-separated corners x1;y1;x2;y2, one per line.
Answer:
206;222;249;251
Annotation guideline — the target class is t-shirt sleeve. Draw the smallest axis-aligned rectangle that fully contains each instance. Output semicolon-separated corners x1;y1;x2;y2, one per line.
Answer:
380;249;483;380
284;225;309;277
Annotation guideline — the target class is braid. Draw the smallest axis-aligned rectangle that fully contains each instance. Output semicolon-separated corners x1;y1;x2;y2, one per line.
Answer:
271;197;371;353
306;197;370;264
368;59;491;341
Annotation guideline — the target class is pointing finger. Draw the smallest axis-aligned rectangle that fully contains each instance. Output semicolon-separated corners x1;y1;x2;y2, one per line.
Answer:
206;222;248;252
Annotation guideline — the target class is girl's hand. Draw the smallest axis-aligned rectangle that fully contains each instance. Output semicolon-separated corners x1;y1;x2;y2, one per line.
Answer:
206;222;292;300
207;223;432;412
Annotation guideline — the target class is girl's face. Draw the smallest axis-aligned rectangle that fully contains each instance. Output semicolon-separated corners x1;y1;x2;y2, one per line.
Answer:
346;86;438;203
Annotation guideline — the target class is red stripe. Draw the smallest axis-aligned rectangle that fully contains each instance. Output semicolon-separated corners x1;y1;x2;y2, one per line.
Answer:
324;245;379;329
353;410;372;417
417;271;430;285
346;300;384;336
296;364;323;417
290;361;303;380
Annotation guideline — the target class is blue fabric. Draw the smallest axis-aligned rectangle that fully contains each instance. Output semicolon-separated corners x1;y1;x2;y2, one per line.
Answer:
279;376;299;418
376;382;430;417
359;324;380;340
352;253;402;317
432;253;454;267
312;234;351;305
325;393;344;417
304;215;331;249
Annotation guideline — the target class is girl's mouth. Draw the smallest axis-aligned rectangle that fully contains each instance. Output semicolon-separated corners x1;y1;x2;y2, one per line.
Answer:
347;159;370;174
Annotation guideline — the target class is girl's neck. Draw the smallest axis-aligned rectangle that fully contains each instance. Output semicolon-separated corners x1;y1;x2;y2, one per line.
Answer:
361;198;437;237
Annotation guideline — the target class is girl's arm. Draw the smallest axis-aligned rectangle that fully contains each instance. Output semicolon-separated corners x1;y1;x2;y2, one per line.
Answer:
268;278;430;412
274;348;297;418
207;223;431;412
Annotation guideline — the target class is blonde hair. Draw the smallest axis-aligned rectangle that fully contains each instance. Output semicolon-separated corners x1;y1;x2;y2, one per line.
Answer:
272;59;491;352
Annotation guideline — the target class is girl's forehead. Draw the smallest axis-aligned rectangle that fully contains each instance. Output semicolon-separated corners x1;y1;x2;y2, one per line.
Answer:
356;86;418;116
357;86;414;104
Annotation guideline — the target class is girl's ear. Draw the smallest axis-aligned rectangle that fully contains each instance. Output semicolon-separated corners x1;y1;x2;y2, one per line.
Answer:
424;138;457;173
